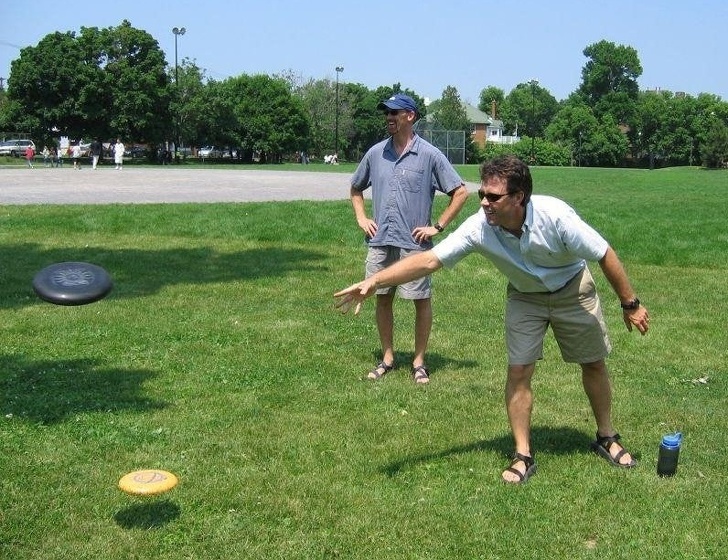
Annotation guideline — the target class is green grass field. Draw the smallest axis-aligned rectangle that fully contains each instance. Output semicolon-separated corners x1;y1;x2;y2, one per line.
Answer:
0;166;726;559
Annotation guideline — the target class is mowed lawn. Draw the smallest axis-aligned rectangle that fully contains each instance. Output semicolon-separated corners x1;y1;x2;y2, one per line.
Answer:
0;166;726;559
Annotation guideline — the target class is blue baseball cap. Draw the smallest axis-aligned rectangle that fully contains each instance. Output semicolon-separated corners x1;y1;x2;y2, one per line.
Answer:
377;93;418;114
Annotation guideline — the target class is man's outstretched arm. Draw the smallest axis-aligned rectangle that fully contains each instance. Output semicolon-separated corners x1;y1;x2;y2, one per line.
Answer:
335;250;443;314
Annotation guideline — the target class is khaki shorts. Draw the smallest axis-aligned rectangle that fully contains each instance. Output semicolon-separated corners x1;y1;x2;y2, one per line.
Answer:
505;267;611;365
365;246;431;299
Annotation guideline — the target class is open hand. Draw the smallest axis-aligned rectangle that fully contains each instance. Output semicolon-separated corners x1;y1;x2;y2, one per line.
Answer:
334;280;376;315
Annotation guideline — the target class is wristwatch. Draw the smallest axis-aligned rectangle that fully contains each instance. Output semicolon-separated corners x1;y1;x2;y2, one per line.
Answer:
620;298;640;310
434;222;444;232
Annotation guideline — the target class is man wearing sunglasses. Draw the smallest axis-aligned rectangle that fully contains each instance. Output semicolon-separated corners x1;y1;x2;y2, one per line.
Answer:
349;93;468;384
338;154;649;483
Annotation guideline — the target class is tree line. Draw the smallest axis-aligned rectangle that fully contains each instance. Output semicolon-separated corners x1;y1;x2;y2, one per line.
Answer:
1;21;726;168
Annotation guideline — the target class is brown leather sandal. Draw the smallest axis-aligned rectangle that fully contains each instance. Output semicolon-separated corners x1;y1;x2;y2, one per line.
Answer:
411;365;430;384
367;361;394;380
503;452;537;484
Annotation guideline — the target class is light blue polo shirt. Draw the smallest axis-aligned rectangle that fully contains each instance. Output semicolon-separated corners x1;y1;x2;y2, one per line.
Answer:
432;195;609;292
351;134;463;250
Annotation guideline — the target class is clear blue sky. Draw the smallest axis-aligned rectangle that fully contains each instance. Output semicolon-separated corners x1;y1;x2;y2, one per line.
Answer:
1;0;726;104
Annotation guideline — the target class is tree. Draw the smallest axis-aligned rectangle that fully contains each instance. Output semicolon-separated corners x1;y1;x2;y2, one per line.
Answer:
577;40;642;124
701;116;728;168
478;86;505;116
2;21;171;146
98;21;173;144
545;100;598;165
342;82;379;162
500;82;558;140
172;59;210;152
295;77;345;160
221;74;309;162
432;86;469;130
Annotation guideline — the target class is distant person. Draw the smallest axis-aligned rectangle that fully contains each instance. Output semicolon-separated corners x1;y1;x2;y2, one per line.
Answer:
72;144;82;169
90;138;103;169
25;144;35;168
114;139;125;170
348;93;468;384
337;154;649;482
42;146;50;167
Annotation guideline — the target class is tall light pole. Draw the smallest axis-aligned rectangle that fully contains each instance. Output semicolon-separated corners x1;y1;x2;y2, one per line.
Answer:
529;78;538;164
172;27;186;161
335;66;344;159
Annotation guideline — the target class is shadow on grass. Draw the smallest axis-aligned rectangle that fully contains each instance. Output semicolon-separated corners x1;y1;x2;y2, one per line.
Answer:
0;354;166;424
371;351;479;376
0;243;327;309
114;499;181;529
380;425;594;477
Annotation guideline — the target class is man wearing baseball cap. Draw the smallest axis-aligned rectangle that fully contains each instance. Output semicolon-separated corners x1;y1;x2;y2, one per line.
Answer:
349;92;469;384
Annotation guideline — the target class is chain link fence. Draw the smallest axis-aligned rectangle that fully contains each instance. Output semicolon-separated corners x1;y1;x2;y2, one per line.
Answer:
413;123;466;164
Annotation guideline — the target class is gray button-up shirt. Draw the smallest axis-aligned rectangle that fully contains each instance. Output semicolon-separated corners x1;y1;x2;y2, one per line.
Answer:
351;134;463;250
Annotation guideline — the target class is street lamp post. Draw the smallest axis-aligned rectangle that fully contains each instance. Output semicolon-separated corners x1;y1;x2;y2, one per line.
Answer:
529;78;538;164
578;131;583;167
172;26;186;161
335;66;344;159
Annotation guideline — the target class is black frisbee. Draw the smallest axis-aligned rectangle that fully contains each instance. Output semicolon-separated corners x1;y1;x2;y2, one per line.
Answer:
32;262;113;306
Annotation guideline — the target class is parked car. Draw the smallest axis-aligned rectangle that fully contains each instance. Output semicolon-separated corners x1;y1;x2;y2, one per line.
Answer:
124;145;147;158
198;146;223;158
0;139;36;157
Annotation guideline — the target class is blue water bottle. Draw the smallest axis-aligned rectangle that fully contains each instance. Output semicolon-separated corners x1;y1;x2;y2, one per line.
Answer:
657;432;682;477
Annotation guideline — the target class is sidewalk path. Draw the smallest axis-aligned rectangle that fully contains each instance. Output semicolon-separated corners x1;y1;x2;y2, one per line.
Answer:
0;166;477;205
0;167;354;204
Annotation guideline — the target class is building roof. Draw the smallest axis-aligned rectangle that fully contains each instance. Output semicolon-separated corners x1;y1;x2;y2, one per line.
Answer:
462;102;503;128
420;100;505;131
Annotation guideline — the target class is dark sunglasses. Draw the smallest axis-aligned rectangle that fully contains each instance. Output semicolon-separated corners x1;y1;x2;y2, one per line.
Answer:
383;109;402;116
478;190;512;203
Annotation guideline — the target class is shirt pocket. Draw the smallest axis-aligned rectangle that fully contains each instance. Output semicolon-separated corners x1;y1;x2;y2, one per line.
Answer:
396;166;425;193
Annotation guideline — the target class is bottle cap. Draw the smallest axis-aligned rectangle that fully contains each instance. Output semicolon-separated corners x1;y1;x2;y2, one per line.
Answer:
661;432;682;448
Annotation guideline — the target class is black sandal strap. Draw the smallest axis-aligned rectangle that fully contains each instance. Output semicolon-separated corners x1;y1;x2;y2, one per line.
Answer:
513;452;535;469
595;433;622;450
505;453;535;482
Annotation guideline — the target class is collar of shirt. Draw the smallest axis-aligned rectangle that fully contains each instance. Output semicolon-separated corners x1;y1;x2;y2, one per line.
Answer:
384;133;419;161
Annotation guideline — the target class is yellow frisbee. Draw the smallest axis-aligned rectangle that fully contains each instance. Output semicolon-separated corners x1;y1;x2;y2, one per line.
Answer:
118;469;179;496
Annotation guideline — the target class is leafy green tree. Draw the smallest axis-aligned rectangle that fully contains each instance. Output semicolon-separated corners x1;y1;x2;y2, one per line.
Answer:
701;116;728;168
545;99;598;165
4;31;84;145
3;21;171;147
98;22;173;144
172;59;210;152
432;85;469;130
219;74;309;162
478;86;505;116
500;82;558;140
192;79;237;149
294;77;346;160
343;82;381;161
589;114;630;166
577;40;642;124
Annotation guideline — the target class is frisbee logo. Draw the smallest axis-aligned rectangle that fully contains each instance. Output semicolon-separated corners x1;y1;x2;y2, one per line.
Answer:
133;471;168;484
51;267;95;287
119;469;179;495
